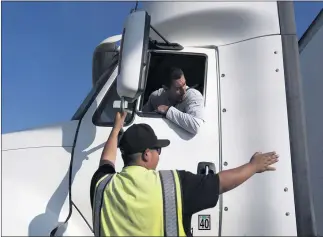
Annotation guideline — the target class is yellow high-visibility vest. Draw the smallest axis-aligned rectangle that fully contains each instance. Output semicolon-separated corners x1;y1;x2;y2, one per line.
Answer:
92;166;186;236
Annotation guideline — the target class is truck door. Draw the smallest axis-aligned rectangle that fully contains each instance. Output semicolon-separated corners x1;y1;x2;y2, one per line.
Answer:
133;46;221;237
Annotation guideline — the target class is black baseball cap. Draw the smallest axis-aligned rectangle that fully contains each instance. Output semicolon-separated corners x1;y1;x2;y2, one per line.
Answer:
119;123;170;155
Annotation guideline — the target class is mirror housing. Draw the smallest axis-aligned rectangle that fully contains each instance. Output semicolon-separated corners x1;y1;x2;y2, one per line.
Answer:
117;10;151;103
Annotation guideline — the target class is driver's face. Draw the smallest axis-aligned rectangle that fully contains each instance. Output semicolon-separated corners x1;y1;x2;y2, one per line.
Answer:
170;76;186;102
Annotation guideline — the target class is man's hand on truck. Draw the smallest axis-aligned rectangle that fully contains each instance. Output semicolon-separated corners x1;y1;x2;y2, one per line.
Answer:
218;151;279;194
250;151;279;173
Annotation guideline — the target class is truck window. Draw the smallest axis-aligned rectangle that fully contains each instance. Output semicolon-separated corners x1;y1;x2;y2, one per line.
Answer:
72;50;119;120
93;79;136;126
138;51;207;114
93;50;118;86
92;51;207;126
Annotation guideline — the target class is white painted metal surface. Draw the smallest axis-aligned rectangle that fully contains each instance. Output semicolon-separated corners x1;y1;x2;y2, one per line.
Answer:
1;121;80;236
218;35;297;235
2;121;78;151
142;2;280;46
299;21;323;236
2;148;71;235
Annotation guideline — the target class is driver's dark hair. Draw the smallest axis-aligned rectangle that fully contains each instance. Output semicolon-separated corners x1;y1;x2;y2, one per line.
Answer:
167;67;184;87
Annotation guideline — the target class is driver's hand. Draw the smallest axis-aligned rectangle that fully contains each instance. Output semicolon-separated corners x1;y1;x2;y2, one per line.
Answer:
156;105;169;114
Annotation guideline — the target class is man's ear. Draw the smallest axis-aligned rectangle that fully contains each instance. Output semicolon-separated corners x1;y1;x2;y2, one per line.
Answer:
142;149;150;162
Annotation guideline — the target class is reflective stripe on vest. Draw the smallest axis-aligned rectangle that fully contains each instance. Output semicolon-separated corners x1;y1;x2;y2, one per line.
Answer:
93;170;180;236
93;174;114;237
159;170;179;236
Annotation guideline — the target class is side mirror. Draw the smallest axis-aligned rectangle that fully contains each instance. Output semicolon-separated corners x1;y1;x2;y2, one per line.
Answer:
117;10;151;103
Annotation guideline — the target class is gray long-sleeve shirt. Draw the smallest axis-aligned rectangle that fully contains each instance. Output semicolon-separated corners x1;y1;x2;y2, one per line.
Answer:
142;87;205;134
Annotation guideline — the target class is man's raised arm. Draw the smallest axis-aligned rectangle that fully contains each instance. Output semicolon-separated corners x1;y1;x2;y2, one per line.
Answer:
177;151;279;215
99;112;127;167
218;152;279;194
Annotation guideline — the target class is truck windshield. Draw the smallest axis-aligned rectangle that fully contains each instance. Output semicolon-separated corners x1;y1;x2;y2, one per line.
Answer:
93;50;119;86
72;50;119;120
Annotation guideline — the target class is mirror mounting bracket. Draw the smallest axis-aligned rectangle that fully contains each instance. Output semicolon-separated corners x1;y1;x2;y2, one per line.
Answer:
149;26;183;51
120;97;126;113
150;40;184;51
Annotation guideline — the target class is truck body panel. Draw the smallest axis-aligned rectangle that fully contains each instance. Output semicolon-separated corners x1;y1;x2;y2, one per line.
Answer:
2;147;71;235
218;35;297;236
142;2;281;46
2;120;78;151
1;120;80;235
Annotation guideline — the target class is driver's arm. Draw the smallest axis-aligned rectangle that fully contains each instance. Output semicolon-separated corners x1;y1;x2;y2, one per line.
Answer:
142;94;154;112
166;90;204;135
142;89;161;112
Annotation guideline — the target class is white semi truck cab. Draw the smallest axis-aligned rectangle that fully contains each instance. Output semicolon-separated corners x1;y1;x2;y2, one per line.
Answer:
2;2;321;236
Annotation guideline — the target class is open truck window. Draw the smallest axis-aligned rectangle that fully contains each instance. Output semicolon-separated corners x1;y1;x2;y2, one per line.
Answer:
137;51;207;116
92;50;207;126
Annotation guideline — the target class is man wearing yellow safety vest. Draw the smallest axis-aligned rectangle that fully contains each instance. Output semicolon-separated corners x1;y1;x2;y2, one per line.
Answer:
90;112;279;236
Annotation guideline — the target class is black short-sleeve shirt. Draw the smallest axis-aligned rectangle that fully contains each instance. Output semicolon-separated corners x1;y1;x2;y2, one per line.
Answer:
90;164;220;236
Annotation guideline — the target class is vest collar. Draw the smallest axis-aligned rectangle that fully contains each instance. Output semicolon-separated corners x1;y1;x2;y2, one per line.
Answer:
121;165;149;173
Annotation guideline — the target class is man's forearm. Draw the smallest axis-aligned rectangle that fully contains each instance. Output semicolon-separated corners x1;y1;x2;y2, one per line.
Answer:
165;106;202;134
218;163;256;194
100;127;120;166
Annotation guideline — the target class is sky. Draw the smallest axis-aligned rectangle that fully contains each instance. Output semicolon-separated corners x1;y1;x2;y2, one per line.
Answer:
2;1;323;134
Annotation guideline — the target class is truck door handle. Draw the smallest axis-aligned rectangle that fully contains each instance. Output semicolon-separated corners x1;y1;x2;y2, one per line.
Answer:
197;162;216;175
